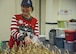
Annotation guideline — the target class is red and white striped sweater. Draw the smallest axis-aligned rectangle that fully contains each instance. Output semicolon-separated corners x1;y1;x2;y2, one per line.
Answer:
9;14;39;48
11;14;39;38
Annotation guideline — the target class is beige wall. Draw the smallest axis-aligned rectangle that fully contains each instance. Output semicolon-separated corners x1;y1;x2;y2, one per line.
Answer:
59;0;76;20
41;0;46;35
45;0;58;39
0;0;16;41
45;0;76;39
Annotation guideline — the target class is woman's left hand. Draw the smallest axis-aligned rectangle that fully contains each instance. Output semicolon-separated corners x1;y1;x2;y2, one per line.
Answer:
24;36;32;45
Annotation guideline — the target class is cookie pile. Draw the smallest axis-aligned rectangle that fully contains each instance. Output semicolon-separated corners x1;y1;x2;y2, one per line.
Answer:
3;42;54;54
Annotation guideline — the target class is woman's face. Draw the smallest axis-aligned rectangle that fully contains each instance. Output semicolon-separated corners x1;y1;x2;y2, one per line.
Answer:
21;5;32;16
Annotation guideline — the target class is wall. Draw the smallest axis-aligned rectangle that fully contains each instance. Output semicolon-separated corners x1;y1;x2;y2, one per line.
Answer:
41;0;46;35
45;0;58;39
59;0;76;20
45;0;76;39
46;0;59;22
0;0;16;41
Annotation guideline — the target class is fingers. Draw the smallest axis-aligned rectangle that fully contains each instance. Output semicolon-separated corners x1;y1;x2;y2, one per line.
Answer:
24;36;32;45
25;40;32;45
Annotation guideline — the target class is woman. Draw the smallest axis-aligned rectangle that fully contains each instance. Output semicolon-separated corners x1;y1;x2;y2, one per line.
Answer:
9;0;39;48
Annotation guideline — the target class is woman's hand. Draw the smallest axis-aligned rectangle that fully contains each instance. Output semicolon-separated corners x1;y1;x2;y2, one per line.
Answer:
24;36;32;45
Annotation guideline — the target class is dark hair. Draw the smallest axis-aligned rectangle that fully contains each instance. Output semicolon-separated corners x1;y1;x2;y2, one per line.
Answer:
32;6;34;12
21;5;34;12
21;0;34;12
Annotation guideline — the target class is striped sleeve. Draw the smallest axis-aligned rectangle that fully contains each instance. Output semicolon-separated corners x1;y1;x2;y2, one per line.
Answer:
10;15;20;39
34;21;39;36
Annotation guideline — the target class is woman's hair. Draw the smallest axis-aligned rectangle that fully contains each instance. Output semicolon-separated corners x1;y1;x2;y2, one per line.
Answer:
32;6;34;12
21;0;34;12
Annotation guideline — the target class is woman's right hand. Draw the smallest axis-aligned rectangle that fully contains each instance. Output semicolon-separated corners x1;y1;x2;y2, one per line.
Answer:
24;36;32;45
